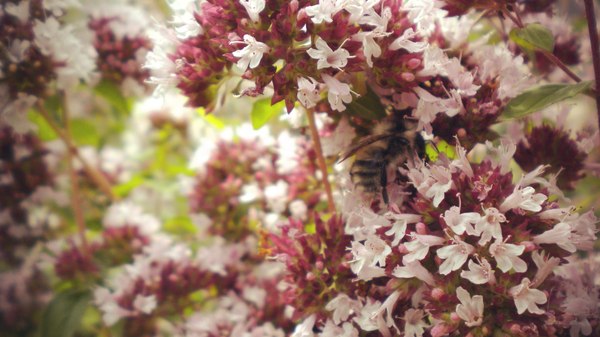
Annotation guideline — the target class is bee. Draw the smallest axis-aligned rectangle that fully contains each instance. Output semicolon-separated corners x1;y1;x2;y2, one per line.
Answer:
339;109;425;204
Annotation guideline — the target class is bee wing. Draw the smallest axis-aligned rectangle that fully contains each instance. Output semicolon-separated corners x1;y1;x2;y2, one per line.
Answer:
337;134;394;163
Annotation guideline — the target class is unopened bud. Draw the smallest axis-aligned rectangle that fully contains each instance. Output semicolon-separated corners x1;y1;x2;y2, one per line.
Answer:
416;222;428;234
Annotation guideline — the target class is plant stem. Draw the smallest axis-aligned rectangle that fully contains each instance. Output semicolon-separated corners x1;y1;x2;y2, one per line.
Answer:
584;0;600;139
501;7;583;83
36;101;118;202
61;93;89;253
306;108;336;213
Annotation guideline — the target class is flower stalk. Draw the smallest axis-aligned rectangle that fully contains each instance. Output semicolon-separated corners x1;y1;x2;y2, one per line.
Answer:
306;108;336;213
61;93;89;253
36;100;118;202
584;0;600;141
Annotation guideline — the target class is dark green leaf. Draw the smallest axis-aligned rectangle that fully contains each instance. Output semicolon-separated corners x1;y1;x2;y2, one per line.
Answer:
251;98;285;129
94;80;131;115
41;289;91;337
346;86;387;120
509;23;555;52
502;81;593;120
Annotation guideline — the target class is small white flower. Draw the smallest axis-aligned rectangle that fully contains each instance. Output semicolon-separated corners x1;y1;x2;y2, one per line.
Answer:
392;260;436;286
533;222;577;253
353;31;383;67
489;239;527;273
297;77;321;109
499;186;547;213
305;0;343;24
437;236;474;275
307;37;352;70
344;0;380;23
5;0;30;22
353;298;382;332
322;74;353;111
133;294;157;314
289;199;308;221
455;287;484;327
508;277;547;315
240;0;265;22
425;165;453;207
292;314;316;337
402;308;428;337
389;28;428;53
230;34;270;71
264;180;289;214
460;258;496;285
326;294;360;324
403;234;445;264
442;206;480;236
474;207;506;245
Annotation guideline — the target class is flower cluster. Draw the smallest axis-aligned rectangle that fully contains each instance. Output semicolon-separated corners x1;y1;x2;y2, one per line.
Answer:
87;3;152;96
0;0;97;131
332;143;599;336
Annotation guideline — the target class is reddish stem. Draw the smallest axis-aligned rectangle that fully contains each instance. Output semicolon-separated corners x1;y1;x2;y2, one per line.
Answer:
306;108;336;213
584;0;600;139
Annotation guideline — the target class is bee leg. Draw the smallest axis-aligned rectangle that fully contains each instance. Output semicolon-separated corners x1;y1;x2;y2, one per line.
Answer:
380;163;389;204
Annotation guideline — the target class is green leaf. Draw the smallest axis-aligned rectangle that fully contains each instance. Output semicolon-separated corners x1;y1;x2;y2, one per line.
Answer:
28;110;58;141
425;139;456;162
70;119;100;147
502;81;593;120
112;174;146;197
94;80;131;115
509;23;555;52
250;98;284;129
164;215;197;235
346;86;387;120
41;289;91;337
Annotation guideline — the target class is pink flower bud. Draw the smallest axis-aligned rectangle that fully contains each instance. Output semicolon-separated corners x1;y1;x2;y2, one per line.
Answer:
315;261;324;270
397;244;409;254
450;312;460;322
416;222;428;234
407;58;421;69
401;72;416;82
306;272;316;281
522;241;536;252
431;287;445;300
431;323;451;337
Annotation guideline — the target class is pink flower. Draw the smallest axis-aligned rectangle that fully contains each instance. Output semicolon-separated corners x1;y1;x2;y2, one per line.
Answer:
508;278;547;315
455;287;483;327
